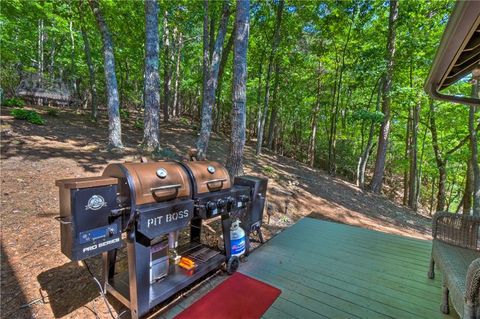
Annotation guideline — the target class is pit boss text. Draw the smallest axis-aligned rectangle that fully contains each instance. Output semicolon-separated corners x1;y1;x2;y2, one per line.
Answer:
147;209;190;228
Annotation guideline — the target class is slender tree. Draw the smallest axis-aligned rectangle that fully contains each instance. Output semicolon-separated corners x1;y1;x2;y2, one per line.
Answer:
369;0;399;192
162;11;172;122
78;0;97;121
142;0;161;152
256;0;284;156
173;31;183;117
266;61;280;149
196;1;230;159
307;70;322;167
408;101;420;210
89;0;123;149
462;159;474;213
226;0;250;177
470;74;480;216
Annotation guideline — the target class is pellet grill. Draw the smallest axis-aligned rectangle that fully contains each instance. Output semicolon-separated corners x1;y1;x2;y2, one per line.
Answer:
55;156;267;318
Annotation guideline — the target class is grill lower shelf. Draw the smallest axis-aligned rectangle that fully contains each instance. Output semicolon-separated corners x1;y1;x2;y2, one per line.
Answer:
106;242;225;309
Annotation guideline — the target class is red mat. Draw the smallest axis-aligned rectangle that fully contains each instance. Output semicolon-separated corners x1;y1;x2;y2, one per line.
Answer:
174;272;281;319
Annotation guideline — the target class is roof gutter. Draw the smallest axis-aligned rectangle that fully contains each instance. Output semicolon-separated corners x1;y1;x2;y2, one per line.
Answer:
424;1;480;106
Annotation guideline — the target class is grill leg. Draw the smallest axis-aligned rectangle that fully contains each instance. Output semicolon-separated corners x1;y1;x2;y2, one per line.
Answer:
440;283;449;314
427;257;435;279
190;217;202;243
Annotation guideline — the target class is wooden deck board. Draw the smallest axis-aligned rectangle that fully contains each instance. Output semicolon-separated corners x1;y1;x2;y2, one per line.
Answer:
163;218;458;319
240;218;457;319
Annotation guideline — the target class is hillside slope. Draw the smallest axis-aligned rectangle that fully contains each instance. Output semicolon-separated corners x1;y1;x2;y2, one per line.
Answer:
0;106;432;318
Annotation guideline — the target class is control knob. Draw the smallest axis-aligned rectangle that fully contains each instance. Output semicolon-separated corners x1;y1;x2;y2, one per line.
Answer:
217;198;226;209
206;201;218;215
226;196;235;210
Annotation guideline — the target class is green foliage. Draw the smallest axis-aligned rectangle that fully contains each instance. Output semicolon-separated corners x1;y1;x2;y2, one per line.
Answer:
120;109;130;120
47;108;59;117
262;165;277;178
179;117;190;126
10;108;44;125
351;109;384;123
134;118;143;130
1;0;472;211
3;97;25;107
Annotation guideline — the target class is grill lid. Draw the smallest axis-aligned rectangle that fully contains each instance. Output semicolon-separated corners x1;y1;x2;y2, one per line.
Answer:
182;161;231;195
103;161;192;205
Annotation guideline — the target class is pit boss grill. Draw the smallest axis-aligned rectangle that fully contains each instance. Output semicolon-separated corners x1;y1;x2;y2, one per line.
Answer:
55;156;267;319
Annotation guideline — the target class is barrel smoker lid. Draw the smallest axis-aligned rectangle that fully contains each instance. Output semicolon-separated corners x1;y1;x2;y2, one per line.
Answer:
55;176;118;189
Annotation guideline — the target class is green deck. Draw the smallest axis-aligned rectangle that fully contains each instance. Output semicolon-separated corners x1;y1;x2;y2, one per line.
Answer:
163;218;458;319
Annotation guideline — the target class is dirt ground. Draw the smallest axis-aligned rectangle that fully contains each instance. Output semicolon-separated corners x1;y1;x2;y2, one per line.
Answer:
1;106;434;319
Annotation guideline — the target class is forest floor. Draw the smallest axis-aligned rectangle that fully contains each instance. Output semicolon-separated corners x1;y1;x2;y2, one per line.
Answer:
1;105;434;319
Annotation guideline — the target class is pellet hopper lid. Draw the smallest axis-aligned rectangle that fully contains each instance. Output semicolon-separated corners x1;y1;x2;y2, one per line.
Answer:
55;176;118;189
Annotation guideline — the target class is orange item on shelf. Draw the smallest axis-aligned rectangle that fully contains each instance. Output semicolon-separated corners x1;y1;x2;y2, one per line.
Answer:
178;257;195;270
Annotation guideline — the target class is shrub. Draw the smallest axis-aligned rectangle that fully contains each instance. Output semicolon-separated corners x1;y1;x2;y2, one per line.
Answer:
120;109;130;120
262;165;277;178
134;118;143;130
10;108;45;125
179;117;190;126
3;97;25;107
47;108;59;117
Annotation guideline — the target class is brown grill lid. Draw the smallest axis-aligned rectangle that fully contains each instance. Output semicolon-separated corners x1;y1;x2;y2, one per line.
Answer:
55;176;118;189
182;161;231;194
103;161;191;205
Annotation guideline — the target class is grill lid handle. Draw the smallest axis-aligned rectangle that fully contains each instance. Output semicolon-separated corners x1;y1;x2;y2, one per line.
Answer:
206;178;227;191
150;184;182;201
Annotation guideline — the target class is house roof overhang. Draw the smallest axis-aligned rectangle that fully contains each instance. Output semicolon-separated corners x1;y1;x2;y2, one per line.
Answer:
424;1;480;106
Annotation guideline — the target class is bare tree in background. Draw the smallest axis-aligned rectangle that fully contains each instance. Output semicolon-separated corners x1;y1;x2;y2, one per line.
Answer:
142;0;161;152
89;0;123;149
226;0;250;177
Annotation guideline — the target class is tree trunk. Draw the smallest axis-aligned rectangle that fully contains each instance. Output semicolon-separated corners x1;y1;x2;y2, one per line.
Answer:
462;159;474;214
358;77;382;189
267;61;280;149
254;51;265;140
69;20;78;100
202;0;210;126
408;101;419;210
369;0;398;193
429;100;447;211
89;0;123;149
38;19;44;79
196;1;231;159
78;1;98;121
173;31;183;117
470;78;480;216
37;18;44;105
142;0;161;152
214;24;235;132
403;109;411;206
328;15;354;175
226;0;249;177
162;11;171;122
308;71;322;167
430;176;436;215
256;0;284;156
